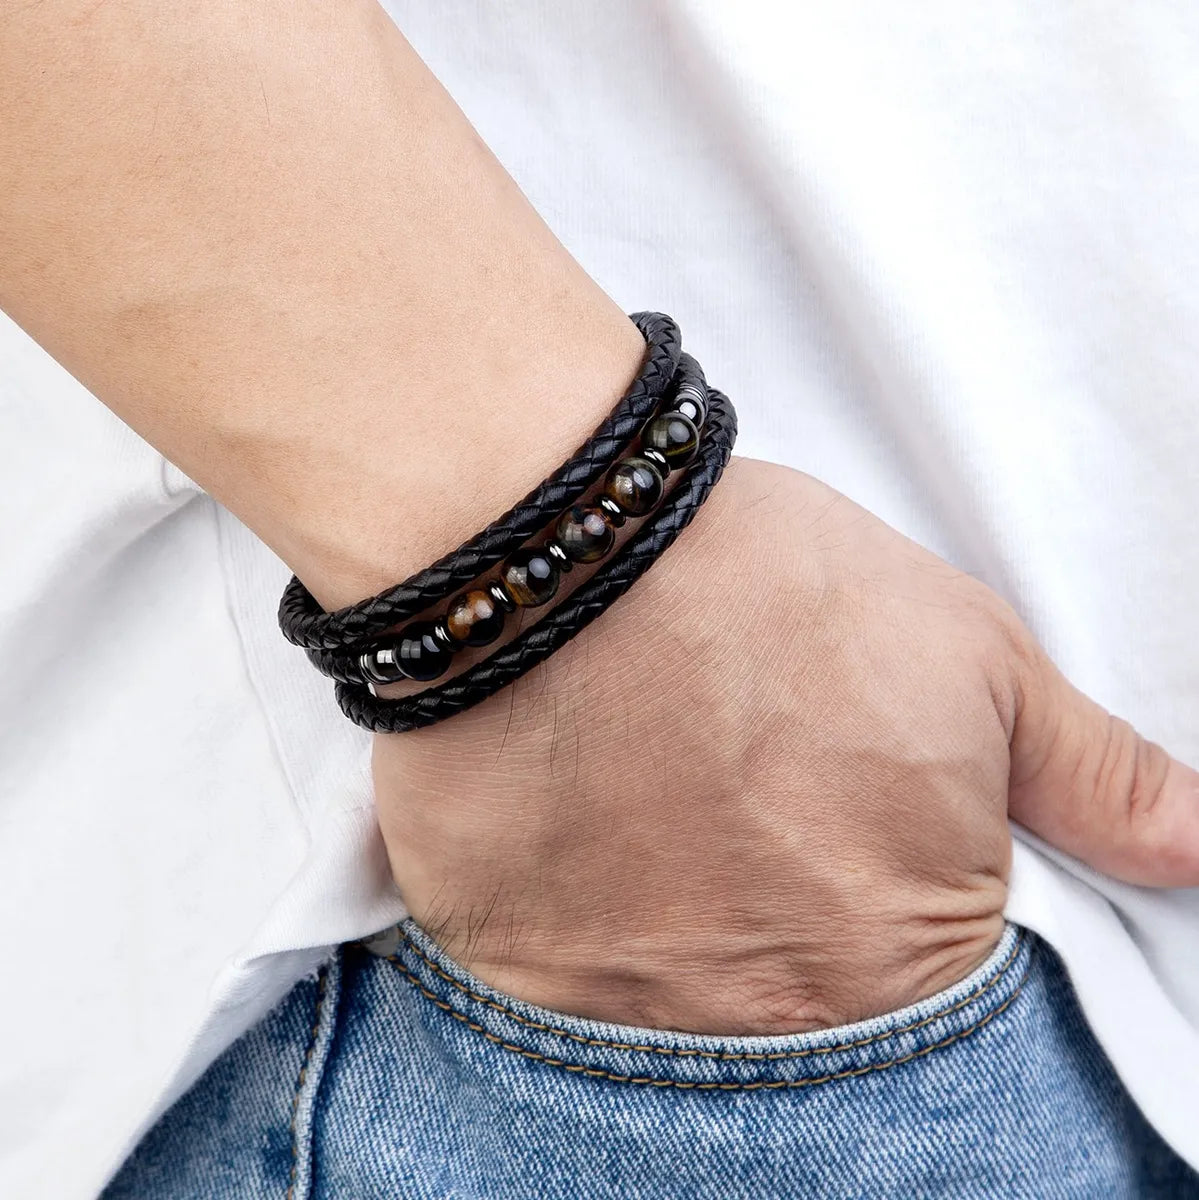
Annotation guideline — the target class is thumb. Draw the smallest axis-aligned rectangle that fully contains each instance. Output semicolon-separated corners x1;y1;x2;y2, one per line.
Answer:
1007;647;1199;887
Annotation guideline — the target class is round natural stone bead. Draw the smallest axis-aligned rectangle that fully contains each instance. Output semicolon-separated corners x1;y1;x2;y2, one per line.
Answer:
670;389;707;427
604;454;665;517
392;621;453;681
501;546;561;607
445;588;507;647
642;413;699;468
555;504;615;563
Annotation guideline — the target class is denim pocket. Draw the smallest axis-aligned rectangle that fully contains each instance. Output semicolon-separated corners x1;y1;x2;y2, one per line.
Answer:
372;918;1032;1093
109;918;1196;1200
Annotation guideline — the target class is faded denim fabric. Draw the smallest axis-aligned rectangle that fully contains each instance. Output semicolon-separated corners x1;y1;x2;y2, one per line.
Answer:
106;921;1199;1198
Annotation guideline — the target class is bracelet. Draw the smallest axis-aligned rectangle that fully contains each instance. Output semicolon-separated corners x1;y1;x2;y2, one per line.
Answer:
334;387;737;732
277;311;683;652
311;349;712;688
276;311;737;732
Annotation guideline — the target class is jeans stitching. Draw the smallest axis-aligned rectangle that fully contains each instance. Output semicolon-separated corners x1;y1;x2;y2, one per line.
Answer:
287;967;329;1200
385;928;1026;1062
385;949;1033;1089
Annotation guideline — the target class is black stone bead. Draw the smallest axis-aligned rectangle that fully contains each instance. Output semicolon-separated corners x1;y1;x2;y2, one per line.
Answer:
670;392;707;427
642;413;699;469
501;546;560;607
445;588;507;647
672;381;705;429
604;454;665;517
393;621;454;681
555;504;615;563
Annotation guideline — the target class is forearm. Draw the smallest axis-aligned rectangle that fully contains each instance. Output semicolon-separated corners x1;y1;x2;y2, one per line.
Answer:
0;0;644;607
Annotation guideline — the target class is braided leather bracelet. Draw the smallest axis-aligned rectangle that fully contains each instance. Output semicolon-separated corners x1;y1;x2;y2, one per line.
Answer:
277;311;683;653
335;387;737;732
309;350;712;689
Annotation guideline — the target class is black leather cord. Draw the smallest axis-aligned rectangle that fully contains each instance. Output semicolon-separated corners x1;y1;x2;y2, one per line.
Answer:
277;311;683;652
334;387;737;732
306;346;711;687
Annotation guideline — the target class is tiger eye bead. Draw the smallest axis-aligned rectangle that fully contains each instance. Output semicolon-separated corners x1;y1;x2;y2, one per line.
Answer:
501;546;561;607
555;504;615;563
445;588;507;647
604;454;665;517
642;413;699;468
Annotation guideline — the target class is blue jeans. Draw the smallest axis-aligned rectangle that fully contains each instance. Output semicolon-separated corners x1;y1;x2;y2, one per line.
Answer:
106;921;1198;1198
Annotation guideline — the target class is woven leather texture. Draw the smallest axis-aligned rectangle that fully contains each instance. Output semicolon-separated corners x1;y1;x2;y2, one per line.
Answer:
277;311;682;652
335;387;737;732
307;347;710;686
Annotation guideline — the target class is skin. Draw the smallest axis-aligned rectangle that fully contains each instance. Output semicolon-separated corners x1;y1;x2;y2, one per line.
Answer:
2;0;1197;1035
378;458;1199;1031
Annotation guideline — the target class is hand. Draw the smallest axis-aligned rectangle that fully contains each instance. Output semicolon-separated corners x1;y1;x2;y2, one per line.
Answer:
372;455;1199;1035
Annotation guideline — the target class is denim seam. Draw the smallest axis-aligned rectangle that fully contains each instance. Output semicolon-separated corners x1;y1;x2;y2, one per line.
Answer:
287;967;330;1200
385;950;1032;1090
386;928;1026;1062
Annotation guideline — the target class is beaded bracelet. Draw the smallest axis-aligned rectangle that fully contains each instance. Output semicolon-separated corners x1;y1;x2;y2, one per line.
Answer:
277;311;738;731
336;387;737;732
277;311;683;653
314;353;711;689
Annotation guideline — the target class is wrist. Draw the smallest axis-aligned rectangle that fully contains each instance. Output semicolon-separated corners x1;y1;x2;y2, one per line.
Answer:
276;294;648;611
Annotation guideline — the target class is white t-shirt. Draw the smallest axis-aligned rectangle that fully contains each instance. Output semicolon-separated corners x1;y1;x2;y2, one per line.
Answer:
2;2;1197;1195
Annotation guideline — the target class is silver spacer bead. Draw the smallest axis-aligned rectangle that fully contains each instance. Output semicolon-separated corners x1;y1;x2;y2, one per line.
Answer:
544;538;573;570
431;619;461;652
488;579;518;613
597;495;627;526
359;645;402;685
641;446;670;473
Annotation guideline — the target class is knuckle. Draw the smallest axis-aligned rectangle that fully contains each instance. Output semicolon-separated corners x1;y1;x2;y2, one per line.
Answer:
964;586;1041;736
978;589;1040;676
